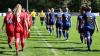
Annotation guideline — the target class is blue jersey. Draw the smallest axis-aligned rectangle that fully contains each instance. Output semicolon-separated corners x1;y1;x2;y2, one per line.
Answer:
62;12;71;27
83;12;96;30
56;12;63;22
49;12;56;21
45;12;50;23
56;12;63;28
78;15;84;27
49;12;56;25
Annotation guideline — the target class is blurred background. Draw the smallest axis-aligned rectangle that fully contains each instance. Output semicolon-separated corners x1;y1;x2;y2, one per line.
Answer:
0;0;100;12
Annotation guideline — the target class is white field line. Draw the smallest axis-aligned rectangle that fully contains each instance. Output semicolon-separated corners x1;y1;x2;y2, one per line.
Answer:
34;26;58;56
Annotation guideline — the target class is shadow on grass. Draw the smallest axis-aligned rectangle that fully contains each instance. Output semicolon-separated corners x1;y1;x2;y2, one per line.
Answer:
28;39;64;42
0;47;6;49
0;41;8;44
38;41;81;44
0;50;15;55
33;46;100;52
28;39;81;44
30;34;53;37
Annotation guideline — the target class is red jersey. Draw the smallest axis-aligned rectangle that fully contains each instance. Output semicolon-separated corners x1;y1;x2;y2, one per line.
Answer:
13;13;24;33
21;12;28;31
27;13;32;29
4;12;14;31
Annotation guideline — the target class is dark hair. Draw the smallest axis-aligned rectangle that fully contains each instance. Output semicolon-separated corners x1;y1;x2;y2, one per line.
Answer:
80;4;91;12
86;6;91;12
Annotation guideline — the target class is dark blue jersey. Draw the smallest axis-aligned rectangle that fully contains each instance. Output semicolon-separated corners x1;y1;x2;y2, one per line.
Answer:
56;12;63;21
83;12;96;30
62;12;71;26
45;12;50;20
45;12;49;25
49;12;56;20
56;12;63;28
78;15;84;27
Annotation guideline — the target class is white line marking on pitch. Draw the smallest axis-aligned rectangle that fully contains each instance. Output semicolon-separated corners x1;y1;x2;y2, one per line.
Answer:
35;26;58;56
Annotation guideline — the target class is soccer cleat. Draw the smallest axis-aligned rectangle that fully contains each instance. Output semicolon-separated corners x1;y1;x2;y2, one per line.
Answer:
19;49;24;52
88;48;91;51
16;51;19;56
9;45;12;49
84;38;87;44
64;38;68;40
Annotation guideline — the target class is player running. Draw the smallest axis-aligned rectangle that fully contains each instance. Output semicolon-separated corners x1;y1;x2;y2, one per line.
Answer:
56;8;63;38
76;6;85;43
31;9;36;25
49;8;56;34
82;6;99;51
62;8;71;40
45;9;51;33
27;10;32;38
2;8;14;49
21;8;28;39
13;4;28;55
39;10;46;26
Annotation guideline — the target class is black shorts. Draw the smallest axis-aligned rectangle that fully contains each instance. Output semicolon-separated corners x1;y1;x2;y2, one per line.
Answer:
32;17;35;21
40;17;45;21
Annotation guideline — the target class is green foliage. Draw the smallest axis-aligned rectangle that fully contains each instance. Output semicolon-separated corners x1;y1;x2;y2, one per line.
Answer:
0;0;100;12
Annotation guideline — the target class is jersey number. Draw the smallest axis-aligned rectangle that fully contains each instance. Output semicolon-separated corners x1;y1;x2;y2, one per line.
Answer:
7;18;13;24
87;16;92;23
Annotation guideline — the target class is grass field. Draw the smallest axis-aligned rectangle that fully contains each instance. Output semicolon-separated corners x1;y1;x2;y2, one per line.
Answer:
0;16;100;56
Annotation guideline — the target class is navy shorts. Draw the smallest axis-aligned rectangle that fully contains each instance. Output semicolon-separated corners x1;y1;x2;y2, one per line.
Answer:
63;23;71;30
56;22;63;28
63;24;70;30
49;19;55;25
45;20;49;25
84;28;95;37
78;27;85;33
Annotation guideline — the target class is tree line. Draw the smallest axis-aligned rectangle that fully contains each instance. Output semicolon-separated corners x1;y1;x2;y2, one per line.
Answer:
0;0;100;12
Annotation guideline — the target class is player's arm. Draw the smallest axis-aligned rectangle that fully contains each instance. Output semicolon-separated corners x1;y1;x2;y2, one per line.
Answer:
44;13;46;20
25;15;28;31
94;17;99;32
31;12;33;16
76;16;79;30
30;15;33;26
2;16;6;31
70;16;71;27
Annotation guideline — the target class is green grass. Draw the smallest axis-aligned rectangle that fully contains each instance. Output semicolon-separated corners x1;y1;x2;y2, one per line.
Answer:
0;16;100;56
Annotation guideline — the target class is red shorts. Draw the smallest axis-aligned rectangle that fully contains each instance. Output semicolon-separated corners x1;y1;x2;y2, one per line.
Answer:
23;30;27;39
28;23;31;29
6;28;14;37
14;27;23;38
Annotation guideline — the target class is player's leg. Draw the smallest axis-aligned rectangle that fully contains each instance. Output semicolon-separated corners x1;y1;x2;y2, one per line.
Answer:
80;33;84;43
15;33;20;55
32;17;35;25
6;31;14;49
66;29;69;40
27;29;30;38
56;22;59;38
40;17;43;26
87;29;94;50
86;31;91;51
20;35;25;51
9;36;14;49
58;25;62;38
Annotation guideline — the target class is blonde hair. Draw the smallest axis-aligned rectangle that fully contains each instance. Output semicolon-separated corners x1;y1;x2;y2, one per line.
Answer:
13;4;22;15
